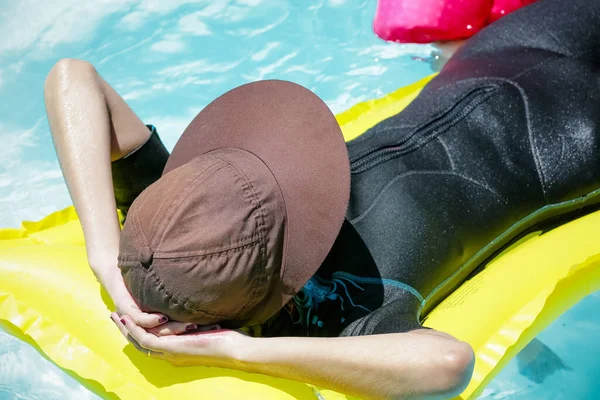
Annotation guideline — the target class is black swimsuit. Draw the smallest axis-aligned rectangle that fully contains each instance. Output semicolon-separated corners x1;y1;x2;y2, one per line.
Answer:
266;0;600;337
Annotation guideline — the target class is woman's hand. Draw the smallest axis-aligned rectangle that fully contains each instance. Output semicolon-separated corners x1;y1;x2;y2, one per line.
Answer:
102;269;168;328
94;254;190;334
111;313;250;369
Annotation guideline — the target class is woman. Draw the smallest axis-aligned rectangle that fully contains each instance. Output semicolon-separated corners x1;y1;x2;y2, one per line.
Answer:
44;0;600;399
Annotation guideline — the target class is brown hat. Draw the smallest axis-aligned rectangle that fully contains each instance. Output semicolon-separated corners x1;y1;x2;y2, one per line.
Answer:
118;80;350;328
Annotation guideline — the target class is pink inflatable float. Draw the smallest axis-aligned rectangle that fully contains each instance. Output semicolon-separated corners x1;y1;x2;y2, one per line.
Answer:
374;0;537;44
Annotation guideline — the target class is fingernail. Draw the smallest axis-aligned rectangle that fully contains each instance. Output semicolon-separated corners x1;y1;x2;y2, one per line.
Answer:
159;316;168;323
186;324;198;332
120;319;126;326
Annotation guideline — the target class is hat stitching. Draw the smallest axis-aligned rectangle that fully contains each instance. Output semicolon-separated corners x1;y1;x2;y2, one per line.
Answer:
126;190;151;251
148;243;263;318
145;264;235;319
149;158;227;249
234;148;290;285
142;159;268;322
152;240;261;262
154;235;260;260
141;242;263;318
118;232;263;262
151;234;262;259
124;167;176;257
210;158;268;320
149;162;262;256
126;156;213;251
121;204;150;290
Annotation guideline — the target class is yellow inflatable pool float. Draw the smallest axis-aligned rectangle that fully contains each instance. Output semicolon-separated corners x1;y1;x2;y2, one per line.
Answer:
2;74;600;400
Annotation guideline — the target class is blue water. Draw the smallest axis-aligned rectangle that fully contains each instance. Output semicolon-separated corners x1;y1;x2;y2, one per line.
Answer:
0;0;599;399
0;0;434;228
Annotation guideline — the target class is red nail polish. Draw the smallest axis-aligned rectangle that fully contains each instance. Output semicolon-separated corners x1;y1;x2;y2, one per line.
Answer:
159;316;168;323
120;319;126;326
186;324;198;332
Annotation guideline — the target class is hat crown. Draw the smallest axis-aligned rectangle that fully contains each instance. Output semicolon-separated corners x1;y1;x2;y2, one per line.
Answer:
119;148;286;326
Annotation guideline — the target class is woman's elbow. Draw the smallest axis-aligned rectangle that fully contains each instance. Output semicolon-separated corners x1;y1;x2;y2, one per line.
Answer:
388;339;475;400
437;341;475;398
44;58;97;101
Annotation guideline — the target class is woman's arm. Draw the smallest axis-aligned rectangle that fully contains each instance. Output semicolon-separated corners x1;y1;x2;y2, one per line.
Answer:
44;58;165;327
117;315;474;400
247;331;474;400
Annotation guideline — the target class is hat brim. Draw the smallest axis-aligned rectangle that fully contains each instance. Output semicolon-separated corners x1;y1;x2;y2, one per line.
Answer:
163;80;350;320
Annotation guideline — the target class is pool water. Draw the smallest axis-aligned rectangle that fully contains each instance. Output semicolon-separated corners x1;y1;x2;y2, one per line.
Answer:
0;0;598;399
0;327;99;400
0;0;434;229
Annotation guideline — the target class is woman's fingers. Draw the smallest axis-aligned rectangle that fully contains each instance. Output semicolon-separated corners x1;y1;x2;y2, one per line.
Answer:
147;321;198;336
133;312;168;328
120;315;166;351
111;313;164;356
123;305;168;328
136;320;222;337
118;315;245;365
110;312;129;337
107;277;168;329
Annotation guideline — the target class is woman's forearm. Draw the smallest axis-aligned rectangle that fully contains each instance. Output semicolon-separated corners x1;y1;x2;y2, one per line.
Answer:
44;59;120;273
43;58;149;281
243;331;474;400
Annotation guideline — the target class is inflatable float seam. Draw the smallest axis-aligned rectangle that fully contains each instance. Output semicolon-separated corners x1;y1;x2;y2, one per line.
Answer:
420;184;600;320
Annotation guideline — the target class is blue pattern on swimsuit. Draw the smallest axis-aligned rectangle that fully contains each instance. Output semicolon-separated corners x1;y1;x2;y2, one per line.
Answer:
292;272;425;333
292;274;372;332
